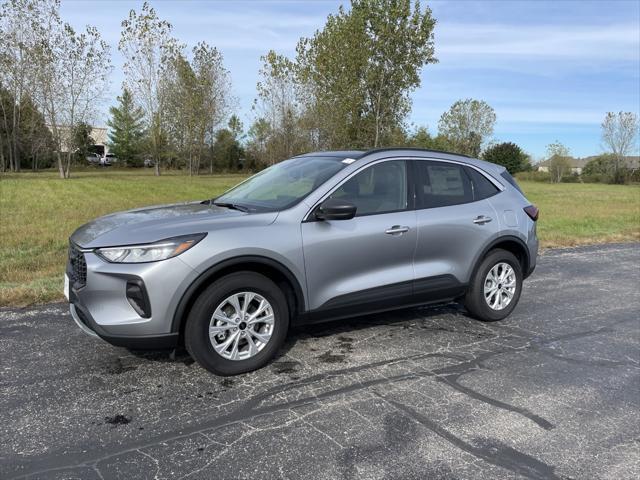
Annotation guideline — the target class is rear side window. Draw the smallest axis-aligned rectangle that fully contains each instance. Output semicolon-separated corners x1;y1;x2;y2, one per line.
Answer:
500;171;524;195
465;167;499;200
414;161;473;208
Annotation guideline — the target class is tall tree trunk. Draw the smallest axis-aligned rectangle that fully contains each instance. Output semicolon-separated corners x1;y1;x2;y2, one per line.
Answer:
56;151;65;179
12;126;20;172
11;98;19;172
7;134;14;172
0;136;5;173
64;151;72;178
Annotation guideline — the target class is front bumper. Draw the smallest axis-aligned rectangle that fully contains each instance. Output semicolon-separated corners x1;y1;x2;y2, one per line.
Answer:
69;302;178;349
67;249;198;350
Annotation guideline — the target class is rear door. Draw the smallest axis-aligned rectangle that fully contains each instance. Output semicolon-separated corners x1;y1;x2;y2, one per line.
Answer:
301;160;417;315
412;160;501;299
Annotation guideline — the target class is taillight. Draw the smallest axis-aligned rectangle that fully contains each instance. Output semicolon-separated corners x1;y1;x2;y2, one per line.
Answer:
524;205;539;221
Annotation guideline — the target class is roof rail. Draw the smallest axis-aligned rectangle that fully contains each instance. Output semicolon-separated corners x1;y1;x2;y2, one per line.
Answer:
362;147;473;159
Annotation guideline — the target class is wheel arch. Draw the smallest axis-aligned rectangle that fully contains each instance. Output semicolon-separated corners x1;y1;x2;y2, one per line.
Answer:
171;256;306;337
472;236;531;282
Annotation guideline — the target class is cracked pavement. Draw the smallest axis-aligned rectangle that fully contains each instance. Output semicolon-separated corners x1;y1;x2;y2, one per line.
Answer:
1;243;639;479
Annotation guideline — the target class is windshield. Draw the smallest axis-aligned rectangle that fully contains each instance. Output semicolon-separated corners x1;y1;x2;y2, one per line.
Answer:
215;156;347;211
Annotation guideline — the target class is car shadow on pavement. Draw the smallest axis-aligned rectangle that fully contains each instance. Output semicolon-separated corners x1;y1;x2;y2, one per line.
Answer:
126;301;473;369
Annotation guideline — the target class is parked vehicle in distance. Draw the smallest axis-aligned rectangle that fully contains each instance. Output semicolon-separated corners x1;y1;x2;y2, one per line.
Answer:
66;148;539;375
143;158;155;168
86;152;101;165
99;153;115;166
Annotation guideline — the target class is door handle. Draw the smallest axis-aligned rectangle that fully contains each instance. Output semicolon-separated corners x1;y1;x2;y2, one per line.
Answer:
473;215;492;225
385;225;410;235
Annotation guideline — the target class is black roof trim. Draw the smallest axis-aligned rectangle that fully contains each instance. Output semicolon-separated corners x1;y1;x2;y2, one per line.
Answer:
291;147;473;162
362;147;473;159
293;150;366;160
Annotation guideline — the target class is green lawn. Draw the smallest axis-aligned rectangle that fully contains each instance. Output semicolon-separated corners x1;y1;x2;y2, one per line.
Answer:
518;181;640;248
1;169;246;306
1;170;638;306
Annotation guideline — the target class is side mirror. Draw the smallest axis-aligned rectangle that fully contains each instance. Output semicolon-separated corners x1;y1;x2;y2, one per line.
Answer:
316;198;357;221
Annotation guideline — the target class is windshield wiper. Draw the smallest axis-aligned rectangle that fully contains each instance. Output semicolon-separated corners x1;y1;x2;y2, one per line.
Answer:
212;201;250;212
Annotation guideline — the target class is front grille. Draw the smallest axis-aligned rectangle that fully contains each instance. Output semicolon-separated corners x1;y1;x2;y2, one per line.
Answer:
68;243;87;288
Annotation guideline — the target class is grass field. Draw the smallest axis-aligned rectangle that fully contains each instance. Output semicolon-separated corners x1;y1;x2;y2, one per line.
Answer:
1;169;639;306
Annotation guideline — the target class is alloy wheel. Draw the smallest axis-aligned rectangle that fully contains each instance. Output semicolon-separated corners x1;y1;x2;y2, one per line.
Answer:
209;291;274;361
483;262;517;311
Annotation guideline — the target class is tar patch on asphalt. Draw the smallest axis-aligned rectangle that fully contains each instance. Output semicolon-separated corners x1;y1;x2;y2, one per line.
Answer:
104;414;131;427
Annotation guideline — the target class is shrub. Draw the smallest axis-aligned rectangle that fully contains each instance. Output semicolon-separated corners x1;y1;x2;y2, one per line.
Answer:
581;173;612;184
515;171;550;182
483;142;529;174
561;174;580;183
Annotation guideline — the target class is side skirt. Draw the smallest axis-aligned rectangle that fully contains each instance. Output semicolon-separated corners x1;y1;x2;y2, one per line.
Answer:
294;275;466;326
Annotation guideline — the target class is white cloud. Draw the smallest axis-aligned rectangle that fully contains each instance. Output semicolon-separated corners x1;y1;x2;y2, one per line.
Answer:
495;107;605;124
436;22;640;61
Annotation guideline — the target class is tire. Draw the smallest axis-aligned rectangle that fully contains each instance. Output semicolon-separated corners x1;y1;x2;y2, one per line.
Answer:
185;271;289;375
464;249;523;322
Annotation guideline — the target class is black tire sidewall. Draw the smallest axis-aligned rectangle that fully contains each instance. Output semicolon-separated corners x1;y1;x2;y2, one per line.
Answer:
185;272;289;375
466;249;523;322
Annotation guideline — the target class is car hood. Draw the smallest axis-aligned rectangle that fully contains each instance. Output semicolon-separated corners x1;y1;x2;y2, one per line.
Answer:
70;202;278;248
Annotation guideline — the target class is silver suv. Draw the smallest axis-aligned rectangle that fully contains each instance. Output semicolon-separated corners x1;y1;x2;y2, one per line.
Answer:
66;149;538;375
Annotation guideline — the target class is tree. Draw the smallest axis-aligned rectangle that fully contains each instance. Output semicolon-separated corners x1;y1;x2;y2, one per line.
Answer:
296;0;436;149
16;94;55;170
245;117;271;169
119;2;179;176
28;0;111;178
36;23;110;178
406;126;453;151
253;50;307;165
107;88;145;165
228;114;243;140
583;153;616;179
601;112;639;184
0;0;49;171
211;118;244;172
0;86;54;171
70;122;94;164
438;99;496;157
190;42;233;174
546;141;572;183
483;142;528;174
163;42;233;174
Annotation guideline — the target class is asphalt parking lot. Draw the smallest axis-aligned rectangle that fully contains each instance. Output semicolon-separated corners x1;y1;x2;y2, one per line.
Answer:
1;243;639;479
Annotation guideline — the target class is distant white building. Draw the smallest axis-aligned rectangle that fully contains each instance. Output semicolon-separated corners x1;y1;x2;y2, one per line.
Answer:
537;157;587;175
47;125;109;156
537;156;640;175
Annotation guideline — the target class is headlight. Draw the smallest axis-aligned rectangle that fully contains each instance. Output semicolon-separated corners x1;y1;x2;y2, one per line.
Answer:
95;234;206;263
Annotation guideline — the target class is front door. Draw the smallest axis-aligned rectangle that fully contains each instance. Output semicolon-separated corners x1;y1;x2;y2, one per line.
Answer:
301;160;416;317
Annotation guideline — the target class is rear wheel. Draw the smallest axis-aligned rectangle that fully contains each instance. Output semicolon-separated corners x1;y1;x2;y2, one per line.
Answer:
464;249;523;322
185;272;289;375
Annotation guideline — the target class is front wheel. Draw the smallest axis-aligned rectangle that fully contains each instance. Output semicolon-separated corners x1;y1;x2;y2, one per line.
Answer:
185;272;289;375
464;249;523;322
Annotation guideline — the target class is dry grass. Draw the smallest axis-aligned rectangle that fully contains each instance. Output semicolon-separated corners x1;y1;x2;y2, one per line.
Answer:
1;170;638;306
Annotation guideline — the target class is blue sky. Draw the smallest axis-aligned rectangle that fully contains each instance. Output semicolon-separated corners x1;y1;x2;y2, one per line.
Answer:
61;0;640;160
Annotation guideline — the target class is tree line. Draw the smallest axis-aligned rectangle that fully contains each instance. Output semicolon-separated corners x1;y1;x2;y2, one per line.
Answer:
1;0;638;182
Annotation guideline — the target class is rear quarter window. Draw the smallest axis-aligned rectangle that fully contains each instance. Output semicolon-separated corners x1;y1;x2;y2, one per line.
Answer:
464;167;500;200
500;171;524;195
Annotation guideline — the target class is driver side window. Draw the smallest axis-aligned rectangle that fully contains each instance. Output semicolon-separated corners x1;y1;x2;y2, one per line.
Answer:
330;161;408;216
